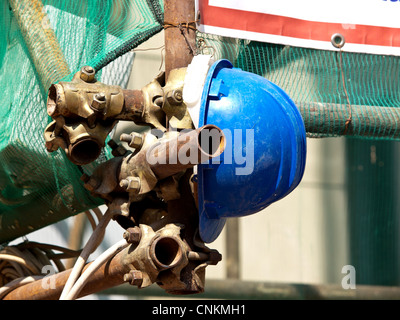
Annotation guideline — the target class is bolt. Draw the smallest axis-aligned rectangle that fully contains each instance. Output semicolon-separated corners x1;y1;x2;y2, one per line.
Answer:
119;133;131;143
208;249;223;265
120;176;141;192
153;96;163;107
120;132;144;149
123;226;142;244
173;90;182;102
119;179;128;189
80;66;95;82
107;139;128;157
107;139;118;149
123;270;143;286
123;273;131;282
113;145;127;157
187;249;222;264
166;89;183;106
91;93;107;113
187;251;209;261
130;134;144;149
95;92;106;101
84;66;94;73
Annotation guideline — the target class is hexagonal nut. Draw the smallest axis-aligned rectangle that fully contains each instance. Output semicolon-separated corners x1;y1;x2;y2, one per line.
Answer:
123;270;143;286
166;89;183;106
129;133;144;149
112;145;128;157
80;66;95;82
127;177;141;192
91;93;106;112
107;139;128;157
120;132;144;149
120;176;141;192
123;226;142;243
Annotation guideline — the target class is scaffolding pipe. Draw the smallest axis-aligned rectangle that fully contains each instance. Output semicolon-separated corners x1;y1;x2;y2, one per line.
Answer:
298;102;400;139
8;0;70;91
2;244;130;300
101;279;400;300
4;243;400;300
164;0;196;79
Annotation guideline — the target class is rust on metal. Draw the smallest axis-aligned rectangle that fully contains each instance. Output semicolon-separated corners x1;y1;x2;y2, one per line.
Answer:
2;247;129;300
46;68;125;119
44;66;126;165
44;67;167;165
80;124;225;212
8;0;70;91
123;227;142;244
3;221;221;299
119;89;145;121
9;0;228;300
164;0;196;79
149;124;225;180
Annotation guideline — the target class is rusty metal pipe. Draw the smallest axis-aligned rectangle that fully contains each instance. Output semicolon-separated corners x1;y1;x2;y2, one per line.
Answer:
164;0;196;79
45;119;115;166
116;90;145;121
45;79;147;165
103;279;400;300
149;236;184;270
67;135;103;166
148;124;225;180
47;83;144;121
160;0;209;295
8;0;70;91
2;245;130;300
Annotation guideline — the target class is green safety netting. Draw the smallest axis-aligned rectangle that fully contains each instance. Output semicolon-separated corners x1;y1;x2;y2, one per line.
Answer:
197;34;400;286
0;0;163;244
198;33;400;139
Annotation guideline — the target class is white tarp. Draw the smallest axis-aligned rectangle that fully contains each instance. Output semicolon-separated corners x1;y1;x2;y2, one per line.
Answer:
196;0;400;55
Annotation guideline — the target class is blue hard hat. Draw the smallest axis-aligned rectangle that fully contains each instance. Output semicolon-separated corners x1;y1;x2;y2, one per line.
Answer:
197;59;307;243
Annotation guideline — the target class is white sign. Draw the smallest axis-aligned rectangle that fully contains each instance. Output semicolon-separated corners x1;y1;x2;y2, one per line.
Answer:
197;0;400;55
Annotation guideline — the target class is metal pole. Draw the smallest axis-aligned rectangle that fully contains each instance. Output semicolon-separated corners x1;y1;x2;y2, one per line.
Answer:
101;278;400;300
161;0;208;294
8;0;70;91
298;101;400;139
164;0;196;79
2;245;130;300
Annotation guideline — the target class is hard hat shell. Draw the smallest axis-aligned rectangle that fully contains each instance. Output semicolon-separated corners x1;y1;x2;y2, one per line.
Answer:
197;59;307;243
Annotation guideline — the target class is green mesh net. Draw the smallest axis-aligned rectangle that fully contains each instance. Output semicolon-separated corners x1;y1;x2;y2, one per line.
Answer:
0;0;163;244
197;34;400;286
198;33;400;139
